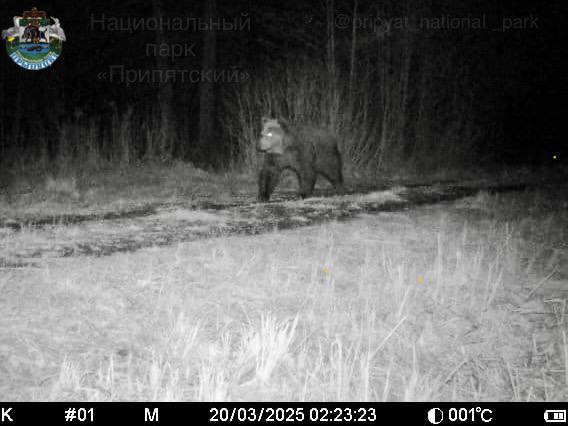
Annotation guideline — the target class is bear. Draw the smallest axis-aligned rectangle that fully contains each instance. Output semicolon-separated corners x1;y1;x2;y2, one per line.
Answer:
257;117;344;201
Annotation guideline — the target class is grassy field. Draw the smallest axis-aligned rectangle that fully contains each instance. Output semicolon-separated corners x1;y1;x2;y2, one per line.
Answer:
2;161;556;221
0;163;251;221
0;178;566;401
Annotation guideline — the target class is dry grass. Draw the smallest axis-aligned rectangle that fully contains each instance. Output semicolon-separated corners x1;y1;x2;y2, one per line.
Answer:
0;185;566;401
0;162;253;221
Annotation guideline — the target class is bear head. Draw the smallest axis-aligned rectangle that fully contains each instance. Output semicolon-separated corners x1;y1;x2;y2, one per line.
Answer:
258;117;289;154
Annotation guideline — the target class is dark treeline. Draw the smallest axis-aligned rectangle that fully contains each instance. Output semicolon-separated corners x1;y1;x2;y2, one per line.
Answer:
0;0;563;174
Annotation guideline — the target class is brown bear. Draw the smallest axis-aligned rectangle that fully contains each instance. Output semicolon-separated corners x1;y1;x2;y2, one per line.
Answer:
257;117;344;201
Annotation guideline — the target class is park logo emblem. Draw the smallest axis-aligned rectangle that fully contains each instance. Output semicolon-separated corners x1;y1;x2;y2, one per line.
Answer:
1;7;66;70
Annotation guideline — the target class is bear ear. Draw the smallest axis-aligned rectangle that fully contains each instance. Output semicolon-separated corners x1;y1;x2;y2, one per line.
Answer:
261;116;271;125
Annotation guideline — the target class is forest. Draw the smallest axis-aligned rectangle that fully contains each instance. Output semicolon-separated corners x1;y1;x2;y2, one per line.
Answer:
0;0;562;178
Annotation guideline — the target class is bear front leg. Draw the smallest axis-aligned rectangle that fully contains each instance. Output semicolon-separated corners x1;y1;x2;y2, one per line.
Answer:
258;164;280;202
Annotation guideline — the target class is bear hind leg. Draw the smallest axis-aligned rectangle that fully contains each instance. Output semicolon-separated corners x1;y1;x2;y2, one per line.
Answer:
299;170;317;199
319;158;345;195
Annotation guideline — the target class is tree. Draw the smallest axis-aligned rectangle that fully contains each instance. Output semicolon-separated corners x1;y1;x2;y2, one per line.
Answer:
198;0;217;166
152;0;175;161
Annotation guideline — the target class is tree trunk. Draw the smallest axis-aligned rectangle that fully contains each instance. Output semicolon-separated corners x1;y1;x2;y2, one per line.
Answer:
198;0;218;166
348;0;358;121
325;0;339;128
152;0;175;162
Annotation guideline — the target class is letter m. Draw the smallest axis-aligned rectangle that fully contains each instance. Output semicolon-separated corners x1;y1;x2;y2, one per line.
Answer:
144;408;159;422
